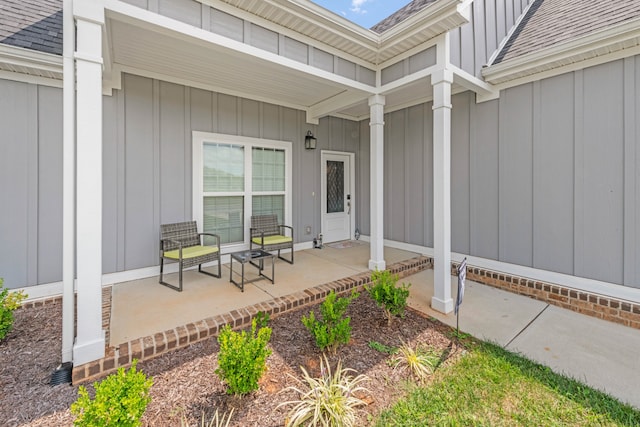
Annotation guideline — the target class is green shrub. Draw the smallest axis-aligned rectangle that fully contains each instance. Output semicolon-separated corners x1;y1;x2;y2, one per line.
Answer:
254;311;270;329
0;278;28;341
71;360;153;427
367;270;411;325
215;318;272;395
301;290;358;354
278;354;369;427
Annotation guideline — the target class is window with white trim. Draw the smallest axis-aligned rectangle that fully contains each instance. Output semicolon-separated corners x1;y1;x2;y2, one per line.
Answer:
193;132;292;249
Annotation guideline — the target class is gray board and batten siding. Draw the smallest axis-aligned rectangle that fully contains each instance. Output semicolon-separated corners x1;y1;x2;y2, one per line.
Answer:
381;46;437;86
450;0;535;78
119;0;376;86
3;58;640;290
103;74;361;277
379;0;537;84
0;73;362;289
0;81;63;288
2;0;639;291
372;56;640;289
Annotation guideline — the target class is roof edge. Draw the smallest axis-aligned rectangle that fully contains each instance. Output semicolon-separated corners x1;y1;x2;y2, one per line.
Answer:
0;43;63;79
482;17;640;85
379;0;469;44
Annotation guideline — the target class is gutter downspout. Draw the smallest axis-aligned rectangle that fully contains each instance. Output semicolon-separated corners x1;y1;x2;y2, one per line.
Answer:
61;0;75;373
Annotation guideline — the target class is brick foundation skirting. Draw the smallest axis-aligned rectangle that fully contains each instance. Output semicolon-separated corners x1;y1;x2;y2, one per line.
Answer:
451;262;640;331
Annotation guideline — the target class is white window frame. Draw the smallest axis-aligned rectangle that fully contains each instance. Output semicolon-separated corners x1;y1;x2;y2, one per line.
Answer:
192;131;292;252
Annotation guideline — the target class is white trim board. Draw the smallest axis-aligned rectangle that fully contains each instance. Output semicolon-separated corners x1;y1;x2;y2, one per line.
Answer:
17;241;315;302
377;238;640;305
17;239;640;305
0;70;63;88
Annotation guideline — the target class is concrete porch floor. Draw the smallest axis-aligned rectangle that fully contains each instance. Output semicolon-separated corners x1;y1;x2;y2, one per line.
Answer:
108;242;640;409
109;241;417;345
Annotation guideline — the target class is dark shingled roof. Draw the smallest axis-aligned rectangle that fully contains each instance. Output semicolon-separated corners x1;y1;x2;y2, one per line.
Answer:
0;0;63;55
370;0;438;34
494;0;640;64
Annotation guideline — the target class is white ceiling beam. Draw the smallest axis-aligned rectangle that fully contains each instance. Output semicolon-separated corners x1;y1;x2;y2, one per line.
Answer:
306;89;371;123
450;65;498;102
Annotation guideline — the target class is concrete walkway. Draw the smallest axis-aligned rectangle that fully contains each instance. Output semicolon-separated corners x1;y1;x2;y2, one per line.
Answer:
406;269;640;410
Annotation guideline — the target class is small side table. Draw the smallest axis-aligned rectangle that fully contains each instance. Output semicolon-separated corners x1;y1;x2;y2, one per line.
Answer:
229;249;275;292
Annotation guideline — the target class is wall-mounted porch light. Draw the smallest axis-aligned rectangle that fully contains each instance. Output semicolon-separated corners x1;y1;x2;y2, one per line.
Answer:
305;130;317;150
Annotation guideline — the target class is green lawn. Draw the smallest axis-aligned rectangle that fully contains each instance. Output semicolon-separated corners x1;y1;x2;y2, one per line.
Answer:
375;341;640;426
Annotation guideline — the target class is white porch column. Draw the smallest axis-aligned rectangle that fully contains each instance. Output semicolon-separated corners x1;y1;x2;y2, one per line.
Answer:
368;94;386;271
73;2;105;365
61;0;75;364
431;69;454;313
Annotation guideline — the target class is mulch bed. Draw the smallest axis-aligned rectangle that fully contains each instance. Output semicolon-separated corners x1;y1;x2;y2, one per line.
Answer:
0;292;464;426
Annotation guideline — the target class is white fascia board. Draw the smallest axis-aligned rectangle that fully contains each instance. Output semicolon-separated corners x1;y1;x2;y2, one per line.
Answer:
105;2;375;92
198;0;378;68
378;0;469;48
265;0;376;38
0;69;63;87
483;17;640;85
0;44;63;76
491;44;640;93
227;0;377;42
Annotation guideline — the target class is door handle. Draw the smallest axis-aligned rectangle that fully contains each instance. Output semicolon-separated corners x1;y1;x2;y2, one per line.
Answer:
347;200;351;215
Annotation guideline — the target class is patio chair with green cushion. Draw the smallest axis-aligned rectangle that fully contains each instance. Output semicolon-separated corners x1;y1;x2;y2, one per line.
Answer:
250;214;294;264
159;221;221;292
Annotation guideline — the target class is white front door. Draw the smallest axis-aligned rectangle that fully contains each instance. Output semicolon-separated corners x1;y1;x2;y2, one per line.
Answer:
321;151;355;243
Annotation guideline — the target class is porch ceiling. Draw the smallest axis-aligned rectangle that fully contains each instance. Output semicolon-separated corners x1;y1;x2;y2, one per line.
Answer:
103;1;470;123
106;16;370;115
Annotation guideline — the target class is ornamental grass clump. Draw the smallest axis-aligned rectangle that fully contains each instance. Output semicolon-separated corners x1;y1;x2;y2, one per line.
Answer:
278;354;369;427
366;270;411;326
70;359;153;427
180;408;234;427
390;341;441;382
301;290;358;354
215;318;272;395
0;278;28;341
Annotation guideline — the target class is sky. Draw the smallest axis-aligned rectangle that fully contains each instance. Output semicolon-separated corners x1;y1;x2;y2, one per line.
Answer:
311;0;412;29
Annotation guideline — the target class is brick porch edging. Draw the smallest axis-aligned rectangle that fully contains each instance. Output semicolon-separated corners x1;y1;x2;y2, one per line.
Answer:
451;262;640;330
71;256;432;383
18;255;640;383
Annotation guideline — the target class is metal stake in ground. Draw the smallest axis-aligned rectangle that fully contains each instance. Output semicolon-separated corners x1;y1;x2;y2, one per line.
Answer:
454;258;467;336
